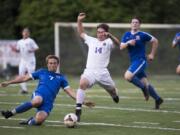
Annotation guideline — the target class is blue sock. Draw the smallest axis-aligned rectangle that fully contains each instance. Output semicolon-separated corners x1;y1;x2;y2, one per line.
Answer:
28;118;40;125
148;85;160;100
15;102;33;113
130;76;145;91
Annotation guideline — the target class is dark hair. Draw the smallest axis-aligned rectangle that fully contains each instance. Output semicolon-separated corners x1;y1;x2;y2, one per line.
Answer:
132;17;142;23
97;23;109;32
46;55;60;64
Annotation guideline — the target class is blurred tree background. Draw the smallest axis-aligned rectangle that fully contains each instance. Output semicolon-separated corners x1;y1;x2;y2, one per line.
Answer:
0;0;180;75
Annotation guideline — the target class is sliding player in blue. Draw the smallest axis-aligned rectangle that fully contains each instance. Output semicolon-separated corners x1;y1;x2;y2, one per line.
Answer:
120;17;163;109
0;55;94;125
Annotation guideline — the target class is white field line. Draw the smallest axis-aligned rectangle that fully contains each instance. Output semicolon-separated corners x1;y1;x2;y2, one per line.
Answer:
173;121;180;123
0;125;25;129
0;117;179;131
0;101;180;114
133;121;159;125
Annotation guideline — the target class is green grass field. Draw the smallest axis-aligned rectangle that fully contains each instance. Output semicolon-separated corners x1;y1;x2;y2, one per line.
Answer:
0;75;180;135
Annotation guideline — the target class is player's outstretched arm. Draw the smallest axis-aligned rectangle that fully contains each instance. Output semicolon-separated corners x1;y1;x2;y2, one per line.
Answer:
120;40;136;50
106;32;120;46
148;37;158;61
64;88;95;108
77;13;86;39
172;37;180;48
0;74;32;87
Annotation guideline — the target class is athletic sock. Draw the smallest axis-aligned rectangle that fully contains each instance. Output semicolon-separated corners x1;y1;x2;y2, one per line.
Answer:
28;118;40;125
148;85;160;100
76;89;85;109
15;102;33;114
130;76;145;91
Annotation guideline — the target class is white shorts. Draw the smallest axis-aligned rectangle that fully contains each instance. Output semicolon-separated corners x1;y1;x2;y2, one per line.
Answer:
81;68;116;90
19;59;36;75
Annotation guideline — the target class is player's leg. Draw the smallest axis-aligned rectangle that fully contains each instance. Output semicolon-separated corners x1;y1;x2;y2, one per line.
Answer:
97;69;119;103
19;92;52;125
75;69;95;122
124;59;149;100
19;111;48;126
19;61;28;94
176;64;180;75
140;77;163;109
1;93;43;119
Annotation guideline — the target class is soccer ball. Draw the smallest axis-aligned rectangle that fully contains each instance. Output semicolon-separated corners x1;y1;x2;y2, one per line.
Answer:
64;113;78;128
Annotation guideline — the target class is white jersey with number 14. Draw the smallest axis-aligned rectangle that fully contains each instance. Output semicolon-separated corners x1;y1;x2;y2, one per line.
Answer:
84;34;115;69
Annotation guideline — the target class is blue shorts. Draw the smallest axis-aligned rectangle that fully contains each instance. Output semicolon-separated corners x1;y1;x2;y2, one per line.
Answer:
32;91;54;114
128;59;147;79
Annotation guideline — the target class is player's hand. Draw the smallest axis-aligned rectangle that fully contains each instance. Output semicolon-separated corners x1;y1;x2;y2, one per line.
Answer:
10;45;17;52
83;100;95;108
77;13;86;21
127;39;136;46
0;82;9;87
104;32;111;38
147;54;154;61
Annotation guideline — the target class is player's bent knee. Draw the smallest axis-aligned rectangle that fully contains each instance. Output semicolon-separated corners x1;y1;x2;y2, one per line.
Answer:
176;70;180;75
31;97;43;107
79;79;89;90
124;73;132;81
35;111;48;124
124;71;134;81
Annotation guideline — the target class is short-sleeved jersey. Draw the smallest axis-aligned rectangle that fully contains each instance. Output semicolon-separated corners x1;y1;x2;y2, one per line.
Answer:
16;37;39;61
84;34;115;68
30;68;70;100
121;31;153;62
173;32;180;50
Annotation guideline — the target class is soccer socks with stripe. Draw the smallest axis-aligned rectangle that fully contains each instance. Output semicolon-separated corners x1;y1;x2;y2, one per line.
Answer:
130;76;145;91
148;85;160;100
15;102;33;114
76;89;85;121
76;89;85;109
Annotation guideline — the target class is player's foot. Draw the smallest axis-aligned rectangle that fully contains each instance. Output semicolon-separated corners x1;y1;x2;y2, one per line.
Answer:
113;95;119;103
20;90;28;94
155;98;163;109
142;87;149;101
19;117;33;125
1;110;13;119
75;109;81;122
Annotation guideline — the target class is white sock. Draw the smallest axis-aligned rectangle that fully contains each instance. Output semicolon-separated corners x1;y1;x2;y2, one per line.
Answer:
76;89;85;105
20;82;27;91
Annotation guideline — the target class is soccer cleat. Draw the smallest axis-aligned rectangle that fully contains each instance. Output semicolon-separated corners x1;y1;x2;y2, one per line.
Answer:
155;98;163;109
20;90;28;94
19;117;33;125
113;95;119;103
1;110;13;119
142;87;149;101
75;109;81;122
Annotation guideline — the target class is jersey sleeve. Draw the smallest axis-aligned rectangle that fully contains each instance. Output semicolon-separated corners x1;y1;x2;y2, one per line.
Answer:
143;32;153;42
172;33;180;44
84;34;95;46
107;38;115;49
61;76;70;90
30;69;42;80
30;39;39;49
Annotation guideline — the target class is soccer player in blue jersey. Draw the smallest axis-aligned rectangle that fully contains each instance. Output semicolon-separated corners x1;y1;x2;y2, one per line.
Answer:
120;17;163;109
172;32;180;75
0;55;94;125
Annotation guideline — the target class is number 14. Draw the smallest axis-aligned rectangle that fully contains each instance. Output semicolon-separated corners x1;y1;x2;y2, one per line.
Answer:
95;47;102;54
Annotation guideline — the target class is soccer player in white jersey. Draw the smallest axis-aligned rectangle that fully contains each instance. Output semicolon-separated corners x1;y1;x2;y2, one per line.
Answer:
75;13;120;121
12;28;39;94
